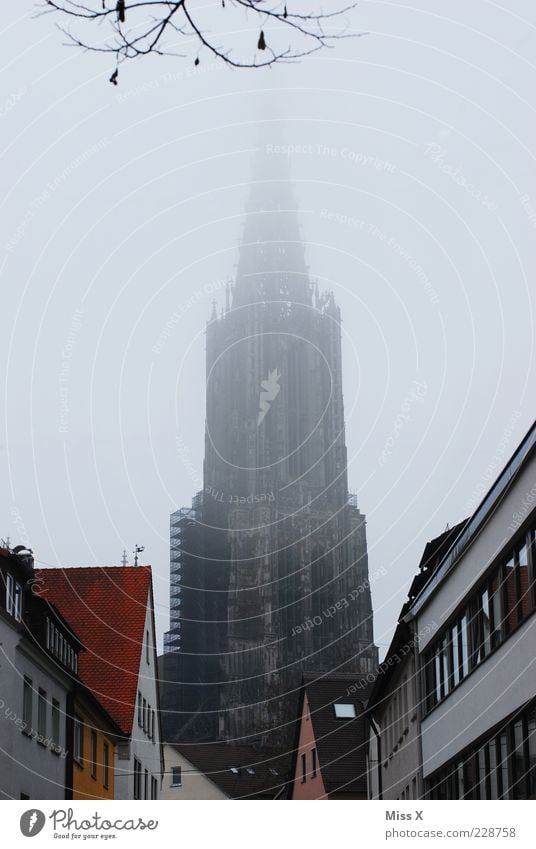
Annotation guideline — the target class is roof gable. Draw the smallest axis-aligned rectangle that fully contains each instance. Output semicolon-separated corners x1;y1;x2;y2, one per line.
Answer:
35;565;152;735
303;674;371;795
170;742;292;799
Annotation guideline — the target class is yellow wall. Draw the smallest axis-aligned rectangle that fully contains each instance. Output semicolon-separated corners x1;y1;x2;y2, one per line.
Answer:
72;701;115;800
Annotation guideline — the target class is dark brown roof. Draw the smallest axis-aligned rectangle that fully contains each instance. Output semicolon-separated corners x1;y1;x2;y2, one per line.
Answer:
416;519;469;575
302;673;372;796
368;520;470;711
170;742;293;799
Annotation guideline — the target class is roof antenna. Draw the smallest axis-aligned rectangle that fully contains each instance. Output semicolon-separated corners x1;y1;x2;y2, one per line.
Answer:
121;549;128;567
133;544;145;567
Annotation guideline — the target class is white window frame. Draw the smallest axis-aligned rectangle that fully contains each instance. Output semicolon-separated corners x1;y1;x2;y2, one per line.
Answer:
14;582;22;621
22;676;33;732
37;688;47;740
6;573;14;615
51;698;61;751
73;717;83;763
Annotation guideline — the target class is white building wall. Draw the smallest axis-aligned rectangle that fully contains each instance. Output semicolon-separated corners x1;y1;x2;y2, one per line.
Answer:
372;652;422;799
114;589;162;800
421;614;536;777
160;745;227;800
0;626;69;800
415;449;536;779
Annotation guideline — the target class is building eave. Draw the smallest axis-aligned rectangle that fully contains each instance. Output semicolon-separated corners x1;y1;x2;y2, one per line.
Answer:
405;419;536;621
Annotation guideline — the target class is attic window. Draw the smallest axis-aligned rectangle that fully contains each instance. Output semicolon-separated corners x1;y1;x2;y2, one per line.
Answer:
334;703;356;719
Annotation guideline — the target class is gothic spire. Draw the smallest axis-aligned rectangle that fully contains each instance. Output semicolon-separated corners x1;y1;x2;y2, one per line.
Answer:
232;137;312;308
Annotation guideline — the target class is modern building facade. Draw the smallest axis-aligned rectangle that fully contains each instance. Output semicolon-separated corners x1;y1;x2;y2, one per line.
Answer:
406;421;536;799
163;153;378;744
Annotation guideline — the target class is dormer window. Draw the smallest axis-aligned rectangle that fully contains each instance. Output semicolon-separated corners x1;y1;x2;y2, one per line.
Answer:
334;703;356;719
45;616;78;673
6;573;22;621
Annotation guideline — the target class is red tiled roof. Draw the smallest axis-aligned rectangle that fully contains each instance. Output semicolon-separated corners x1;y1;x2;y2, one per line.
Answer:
35;566;151;736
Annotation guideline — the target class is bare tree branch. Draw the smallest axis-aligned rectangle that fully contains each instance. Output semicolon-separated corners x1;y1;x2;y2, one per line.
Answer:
37;1;366;83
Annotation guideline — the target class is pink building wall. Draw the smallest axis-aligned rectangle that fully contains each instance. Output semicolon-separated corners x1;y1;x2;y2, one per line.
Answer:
291;693;328;800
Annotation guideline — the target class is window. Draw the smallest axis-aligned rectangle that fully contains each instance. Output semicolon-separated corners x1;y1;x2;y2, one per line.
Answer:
37;688;47;741
151;776;158;799
51;698;61;752
441;634;450;696
6;574;22;620
6;573;14;613
489;738;498;799
503;555;518;636
427;704;536;800
518;543;531;620
460;614;469;678
143;698;147;732
489;572;502;650
334;703;356;719
451;624;460;688
103;742;110;789
423;525;536;714
134;758;142;800
14;582;22;621
73;717;83;763
498;732;510;799
301;753;307;783
481;589;491;657
90;730;98;779
171;766;182;787
137;691;142;728
151;710;155;742
311;748;317;778
144;768;149;800
146;630;150;665
22;677;33;732
512;719;527;799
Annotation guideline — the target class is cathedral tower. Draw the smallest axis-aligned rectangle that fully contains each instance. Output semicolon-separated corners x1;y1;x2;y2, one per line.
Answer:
162;149;378;744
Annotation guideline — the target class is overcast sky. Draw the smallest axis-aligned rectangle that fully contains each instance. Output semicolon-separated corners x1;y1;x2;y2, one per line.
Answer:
1;1;535;657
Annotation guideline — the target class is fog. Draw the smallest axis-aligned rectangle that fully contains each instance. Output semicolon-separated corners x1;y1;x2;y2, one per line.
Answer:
1;1;535;657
